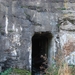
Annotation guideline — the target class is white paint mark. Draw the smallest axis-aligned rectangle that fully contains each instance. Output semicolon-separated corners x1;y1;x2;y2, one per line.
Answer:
5;15;8;34
12;34;21;46
20;26;23;31
60;33;67;47
5;7;8;35
16;28;18;32
12;24;15;31
28;43;32;70
11;49;17;56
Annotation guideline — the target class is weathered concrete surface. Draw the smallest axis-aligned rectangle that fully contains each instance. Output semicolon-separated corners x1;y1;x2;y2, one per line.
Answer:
0;0;75;71
0;0;58;71
59;18;75;65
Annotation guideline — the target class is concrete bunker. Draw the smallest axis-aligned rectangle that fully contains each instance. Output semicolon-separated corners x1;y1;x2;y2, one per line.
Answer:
32;32;52;74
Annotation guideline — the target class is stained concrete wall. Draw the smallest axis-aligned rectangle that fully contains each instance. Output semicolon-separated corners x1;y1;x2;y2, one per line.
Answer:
0;0;75;71
59;19;75;65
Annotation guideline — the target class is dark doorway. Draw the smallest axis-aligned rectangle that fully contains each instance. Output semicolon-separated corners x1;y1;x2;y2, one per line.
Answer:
32;32;52;75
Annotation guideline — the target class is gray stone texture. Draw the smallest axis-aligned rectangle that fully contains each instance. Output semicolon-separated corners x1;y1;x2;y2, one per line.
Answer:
0;0;75;71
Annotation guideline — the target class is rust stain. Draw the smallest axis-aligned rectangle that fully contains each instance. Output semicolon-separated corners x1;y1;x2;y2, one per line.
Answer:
63;41;75;56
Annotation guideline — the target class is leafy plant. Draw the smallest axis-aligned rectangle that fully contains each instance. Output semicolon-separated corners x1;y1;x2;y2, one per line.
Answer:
0;68;12;75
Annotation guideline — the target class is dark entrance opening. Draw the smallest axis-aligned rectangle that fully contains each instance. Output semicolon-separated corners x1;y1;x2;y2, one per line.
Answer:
32;32;52;75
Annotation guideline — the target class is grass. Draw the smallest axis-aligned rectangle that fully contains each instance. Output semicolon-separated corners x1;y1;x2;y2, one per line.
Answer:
46;65;75;75
12;68;31;75
45;48;75;75
0;68;31;75
46;64;72;75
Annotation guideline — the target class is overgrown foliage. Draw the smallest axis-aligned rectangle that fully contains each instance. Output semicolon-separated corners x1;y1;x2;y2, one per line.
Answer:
0;68;31;75
45;46;75;75
11;68;31;75
0;68;12;75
